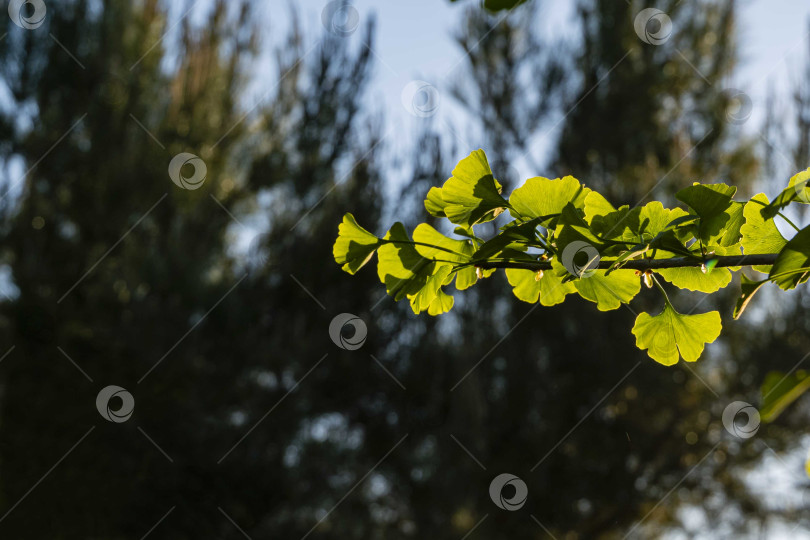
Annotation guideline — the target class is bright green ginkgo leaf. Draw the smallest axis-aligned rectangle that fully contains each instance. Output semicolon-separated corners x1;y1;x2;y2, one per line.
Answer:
742;194;787;252
454;264;478;291
408;265;452;314
412;223;472;264
377;223;437;301
424;187;447;218
455;243;497;291
555;203;608;253
788;168;810;204
769;225;810;290
761;168;810;218
574;270;640;311
505;261;575;306
472;219;541;260
583;191;616;222
676;183;737;243
427;290;455;315
741;193;787;273
412;223;496;290
583;192;636;240
760;370;810;422
333;213;381;274
715;202;745;247
633;202;691;252
632;304;722;366
676;182;736;217
505;268;540;303
440;150;509;227
410;224;487;291
637;202;690;237
508;175;589;224
657;267;732;293
585;200;687;247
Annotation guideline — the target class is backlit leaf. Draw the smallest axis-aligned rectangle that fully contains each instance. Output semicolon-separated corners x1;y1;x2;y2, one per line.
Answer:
676;183;737;243
412;223;472;264
741;193;787;273
631;304;722;366
769;225;810;290
505;261;575;306
333;213;381;274
440;150;509;227
657;266;732;293
716;202;745;247
788;168;810;204
408;265;452;314
583;191;616;223
377;223;437;301
509;175;589;225
761;168;810;217
472;219;542;260
427;289;455;315
676;182;736;218
424;187;447;218
573;270;641;311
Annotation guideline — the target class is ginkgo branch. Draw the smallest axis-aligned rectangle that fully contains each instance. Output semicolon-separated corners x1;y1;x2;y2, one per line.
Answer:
474;253;779;272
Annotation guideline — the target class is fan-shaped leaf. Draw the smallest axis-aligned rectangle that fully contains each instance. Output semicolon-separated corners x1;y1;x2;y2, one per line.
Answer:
377;223;437;301
505;261;575;306
676;183;737;243
509;175;589;225
409;265;452;314
427;290;455;315
574;270;641;311
632;304;721;366
769;225;810;290
741;193;787;273
657;267;732;293
412;223;472;264
440;150;509;227
333;213;381;274
676;183;736;218
424;187;447;218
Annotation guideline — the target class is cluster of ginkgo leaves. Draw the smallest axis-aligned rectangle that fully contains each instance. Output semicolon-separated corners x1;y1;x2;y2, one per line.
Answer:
334;150;810;372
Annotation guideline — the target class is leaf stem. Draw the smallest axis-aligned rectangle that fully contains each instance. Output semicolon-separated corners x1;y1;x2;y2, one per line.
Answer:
651;274;672;307
383;239;466;257
778;212;801;232
747;197;801;232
